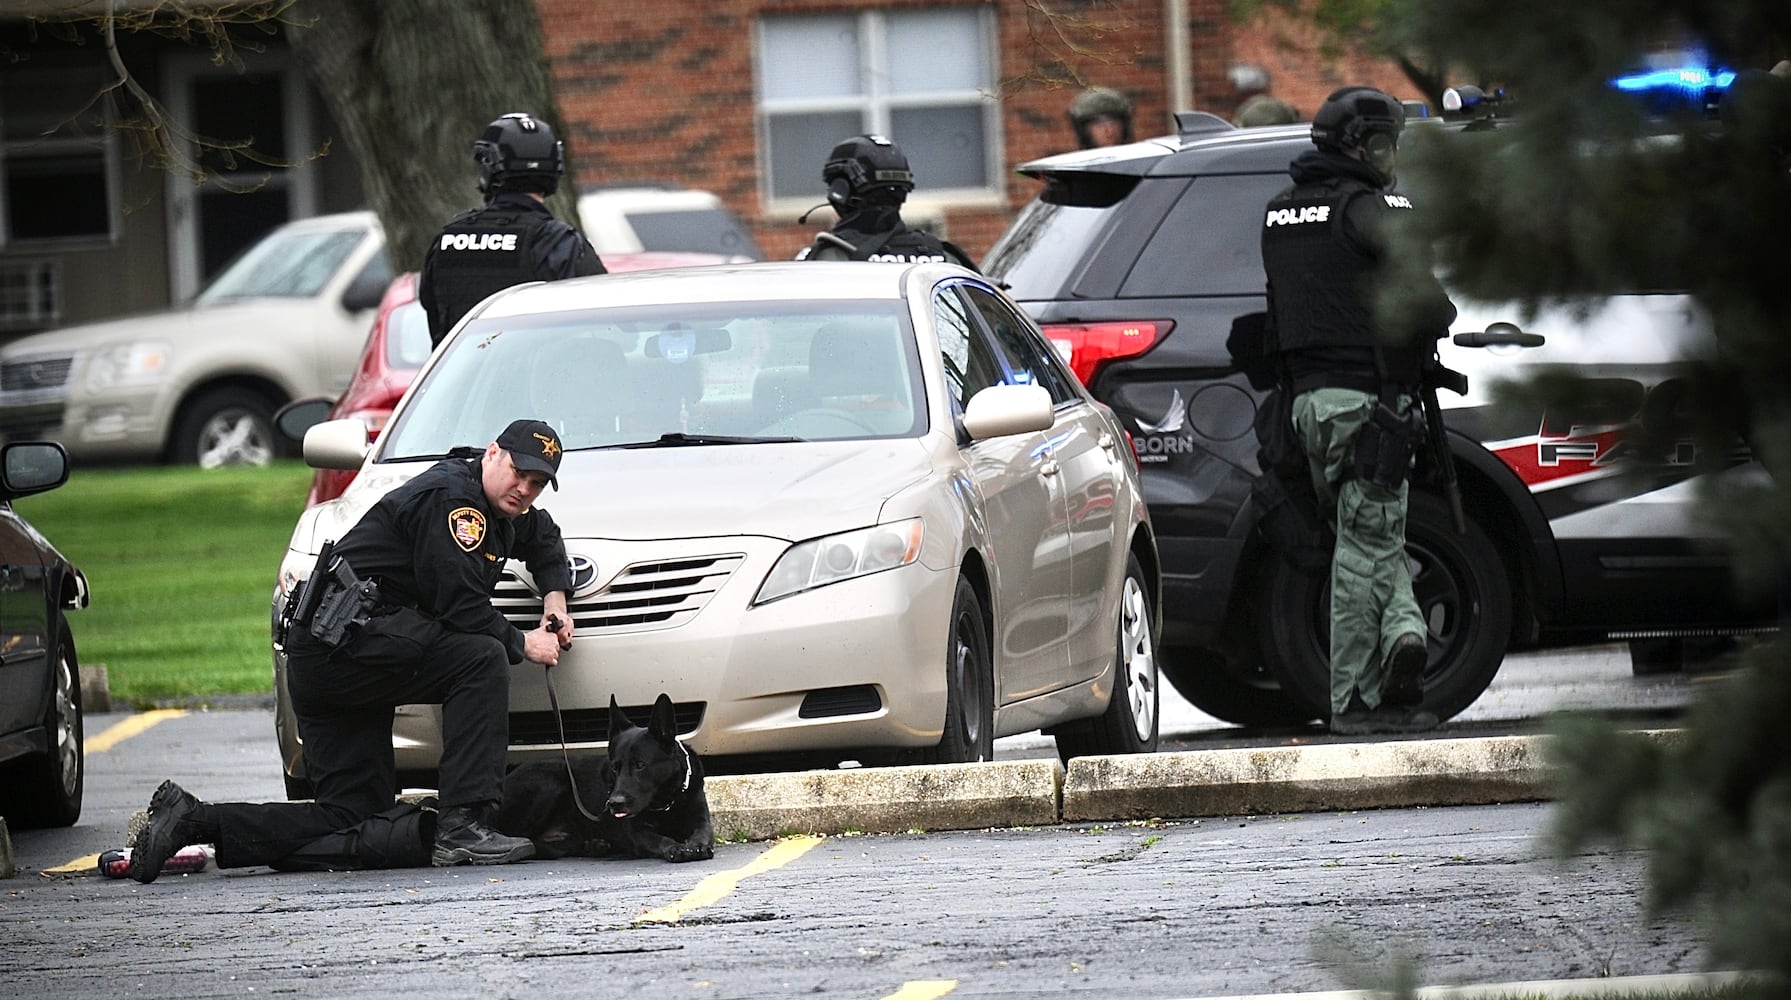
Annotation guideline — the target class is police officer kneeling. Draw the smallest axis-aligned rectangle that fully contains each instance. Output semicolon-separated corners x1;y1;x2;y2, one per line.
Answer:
797;134;978;269
421;112;605;347
1259;86;1457;736
127;419;576;881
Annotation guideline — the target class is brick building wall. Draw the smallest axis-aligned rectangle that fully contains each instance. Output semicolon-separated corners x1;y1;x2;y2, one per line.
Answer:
535;0;1407;263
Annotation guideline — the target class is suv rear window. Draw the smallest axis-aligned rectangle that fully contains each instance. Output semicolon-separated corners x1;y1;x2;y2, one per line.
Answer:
625;208;764;260
983;173;1141;299
1121;173;1288;297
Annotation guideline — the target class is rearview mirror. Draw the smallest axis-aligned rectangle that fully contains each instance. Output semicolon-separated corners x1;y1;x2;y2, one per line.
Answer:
962;383;1054;440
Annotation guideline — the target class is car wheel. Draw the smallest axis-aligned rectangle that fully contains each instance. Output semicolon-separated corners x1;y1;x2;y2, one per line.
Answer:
1159;647;1317;727
0;619;84;828
172;387;281;468
1054;552;1160;761
924;576;993;764
1255;491;1512;723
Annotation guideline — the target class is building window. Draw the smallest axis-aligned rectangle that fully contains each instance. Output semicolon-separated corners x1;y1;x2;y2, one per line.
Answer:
1;65;118;246
757;6;999;207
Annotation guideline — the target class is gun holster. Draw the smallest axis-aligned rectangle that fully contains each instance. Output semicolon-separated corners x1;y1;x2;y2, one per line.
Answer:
276;542;381;650
1352;401;1426;490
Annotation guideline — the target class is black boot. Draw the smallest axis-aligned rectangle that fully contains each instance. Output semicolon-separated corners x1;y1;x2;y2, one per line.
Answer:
1382;632;1428;708
128;780;215;884
431;805;535;867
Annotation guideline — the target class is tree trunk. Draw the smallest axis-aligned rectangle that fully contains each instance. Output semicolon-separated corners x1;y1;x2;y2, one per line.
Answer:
285;0;578;272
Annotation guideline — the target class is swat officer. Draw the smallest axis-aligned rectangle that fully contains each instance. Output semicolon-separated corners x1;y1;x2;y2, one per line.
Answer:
127;419;575;881
796;134;978;269
421;112;605;346
1259;86;1457;736
1068;86;1135;149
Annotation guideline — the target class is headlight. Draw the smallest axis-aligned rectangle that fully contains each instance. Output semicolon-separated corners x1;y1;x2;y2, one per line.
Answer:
754;518;924;606
85;340;172;390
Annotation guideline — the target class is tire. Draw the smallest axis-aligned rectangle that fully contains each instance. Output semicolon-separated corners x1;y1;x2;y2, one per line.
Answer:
171;387;281;468
0;619;84;828
924;576;994;764
1055;553;1161;761
1160;645;1317;727
1254;491;1512;723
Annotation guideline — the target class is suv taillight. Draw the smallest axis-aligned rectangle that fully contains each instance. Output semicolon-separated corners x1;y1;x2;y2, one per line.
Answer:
1041;320;1169;386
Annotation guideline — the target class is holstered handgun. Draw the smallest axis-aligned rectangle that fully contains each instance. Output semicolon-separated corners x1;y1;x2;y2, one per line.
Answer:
309;553;381;648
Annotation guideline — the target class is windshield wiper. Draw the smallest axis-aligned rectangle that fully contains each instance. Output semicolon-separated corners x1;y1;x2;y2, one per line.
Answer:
610;432;801;449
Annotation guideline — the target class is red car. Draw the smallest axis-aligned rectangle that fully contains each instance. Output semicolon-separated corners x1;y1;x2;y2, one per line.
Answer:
302;252;729;505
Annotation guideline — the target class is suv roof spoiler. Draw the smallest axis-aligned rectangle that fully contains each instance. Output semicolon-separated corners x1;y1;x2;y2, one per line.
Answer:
1173;111;1235;138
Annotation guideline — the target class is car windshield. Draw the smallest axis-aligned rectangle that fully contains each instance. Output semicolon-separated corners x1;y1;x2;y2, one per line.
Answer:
378;299;925;459
625;208;765;260
195;227;368;304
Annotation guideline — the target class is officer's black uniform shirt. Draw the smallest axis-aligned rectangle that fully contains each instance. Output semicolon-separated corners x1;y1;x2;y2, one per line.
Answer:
331;453;571;664
420;190;605;346
1260;149;1454;387
799;205;979;270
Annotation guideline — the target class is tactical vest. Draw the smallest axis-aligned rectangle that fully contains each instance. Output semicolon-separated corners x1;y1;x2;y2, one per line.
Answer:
805;221;976;269
428;204;564;340
1260;176;1385;356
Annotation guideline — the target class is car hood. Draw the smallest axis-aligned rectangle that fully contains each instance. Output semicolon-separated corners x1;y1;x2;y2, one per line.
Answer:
297;439;933;550
2;300;326;356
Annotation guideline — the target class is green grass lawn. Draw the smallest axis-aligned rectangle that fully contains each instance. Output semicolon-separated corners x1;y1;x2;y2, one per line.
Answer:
16;460;317;707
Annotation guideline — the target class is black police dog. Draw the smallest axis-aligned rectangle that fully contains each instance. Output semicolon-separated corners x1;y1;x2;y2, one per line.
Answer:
495;693;714;863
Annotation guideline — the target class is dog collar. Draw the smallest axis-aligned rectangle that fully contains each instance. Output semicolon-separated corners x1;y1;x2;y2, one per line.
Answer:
651;740;694;812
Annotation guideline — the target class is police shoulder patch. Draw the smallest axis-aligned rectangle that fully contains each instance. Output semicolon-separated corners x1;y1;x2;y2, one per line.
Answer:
449;506;487;553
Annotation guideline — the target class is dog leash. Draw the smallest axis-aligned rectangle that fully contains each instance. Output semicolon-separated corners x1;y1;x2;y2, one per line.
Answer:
544;617;608;824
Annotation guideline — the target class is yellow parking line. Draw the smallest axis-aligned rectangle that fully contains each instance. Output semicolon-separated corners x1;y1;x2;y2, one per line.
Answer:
86;709;187;754
44;854;101;877
636;834;824;924
882;982;957;1000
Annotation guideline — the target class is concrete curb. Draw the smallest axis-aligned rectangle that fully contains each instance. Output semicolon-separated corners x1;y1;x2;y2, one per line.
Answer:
707;757;1064;840
704;730;1683;838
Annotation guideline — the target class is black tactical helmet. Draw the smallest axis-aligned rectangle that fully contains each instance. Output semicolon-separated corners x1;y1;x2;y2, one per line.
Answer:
822;134;915;213
1310;86;1404;181
472;112;565;195
1310;86;1405;152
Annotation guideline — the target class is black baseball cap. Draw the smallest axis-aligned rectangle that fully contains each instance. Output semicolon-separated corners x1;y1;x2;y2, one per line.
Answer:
496;418;563;489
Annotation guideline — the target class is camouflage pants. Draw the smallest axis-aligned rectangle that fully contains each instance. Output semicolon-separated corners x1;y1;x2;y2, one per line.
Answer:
1291;387;1427;714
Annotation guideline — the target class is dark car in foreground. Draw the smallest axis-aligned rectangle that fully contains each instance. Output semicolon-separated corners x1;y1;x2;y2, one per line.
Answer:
0;441;90;828
983;113;1774;726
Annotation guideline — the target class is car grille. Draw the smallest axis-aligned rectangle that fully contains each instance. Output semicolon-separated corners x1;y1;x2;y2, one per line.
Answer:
510;699;705;746
1;355;73;391
491;552;747;635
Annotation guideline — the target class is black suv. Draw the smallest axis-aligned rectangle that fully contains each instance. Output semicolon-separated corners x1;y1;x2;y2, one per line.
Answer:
983;114;1774;726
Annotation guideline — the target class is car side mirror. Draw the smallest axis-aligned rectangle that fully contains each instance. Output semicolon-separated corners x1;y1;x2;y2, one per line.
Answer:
0;441;69;500
962;383;1054;440
303;418;372;470
340;269;389;313
275;397;336;444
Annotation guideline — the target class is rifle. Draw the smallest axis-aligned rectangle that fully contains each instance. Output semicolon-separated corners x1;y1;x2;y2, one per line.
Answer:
1420;351;1470;535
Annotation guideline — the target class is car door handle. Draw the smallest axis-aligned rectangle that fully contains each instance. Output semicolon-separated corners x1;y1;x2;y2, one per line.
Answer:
1454;321;1545;348
1097;433;1117;452
1040;460;1060;478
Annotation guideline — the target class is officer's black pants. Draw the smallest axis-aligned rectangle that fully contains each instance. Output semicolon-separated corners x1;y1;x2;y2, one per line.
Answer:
207;623;512;871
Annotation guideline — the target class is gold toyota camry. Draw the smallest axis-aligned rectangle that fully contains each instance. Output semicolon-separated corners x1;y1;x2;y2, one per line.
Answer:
271;261;1159;794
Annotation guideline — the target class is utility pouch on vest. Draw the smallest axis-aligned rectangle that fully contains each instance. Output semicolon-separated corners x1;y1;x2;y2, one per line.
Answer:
1352;401;1425;490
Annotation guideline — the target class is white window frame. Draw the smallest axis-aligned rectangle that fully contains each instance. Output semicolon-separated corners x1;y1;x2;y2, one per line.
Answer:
755;6;1004;218
0;63;121;250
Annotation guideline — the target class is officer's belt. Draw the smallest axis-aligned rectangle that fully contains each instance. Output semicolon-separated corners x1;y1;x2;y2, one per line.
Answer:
1291;371;1379;395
